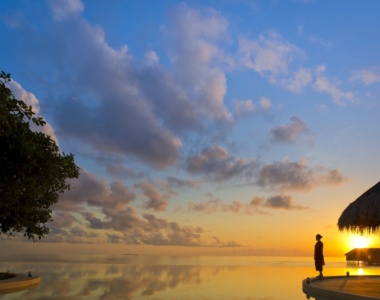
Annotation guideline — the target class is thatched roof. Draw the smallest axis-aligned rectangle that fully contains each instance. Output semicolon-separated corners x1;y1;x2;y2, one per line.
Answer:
338;181;380;234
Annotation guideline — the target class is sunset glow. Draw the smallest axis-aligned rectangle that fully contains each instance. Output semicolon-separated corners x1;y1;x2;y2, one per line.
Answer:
347;235;372;249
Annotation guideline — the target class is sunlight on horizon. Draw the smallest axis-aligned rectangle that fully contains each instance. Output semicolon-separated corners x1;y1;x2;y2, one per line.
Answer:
347;234;372;249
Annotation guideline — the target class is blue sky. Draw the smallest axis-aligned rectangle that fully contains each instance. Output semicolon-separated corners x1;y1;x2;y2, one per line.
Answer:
1;0;380;256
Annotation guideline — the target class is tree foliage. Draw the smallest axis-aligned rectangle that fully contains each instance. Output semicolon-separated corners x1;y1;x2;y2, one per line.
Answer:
0;71;80;241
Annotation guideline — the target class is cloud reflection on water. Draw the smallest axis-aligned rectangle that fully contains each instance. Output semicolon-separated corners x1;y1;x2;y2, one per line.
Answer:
1;256;370;300
1;262;220;299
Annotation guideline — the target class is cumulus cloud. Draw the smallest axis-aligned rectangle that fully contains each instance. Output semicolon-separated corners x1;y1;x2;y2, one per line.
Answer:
238;30;302;77
233;97;272;116
145;50;159;65
54;169;136;214
350;68;380;86
187;193;306;214
188;197;260;214
286;68;313;92
50;211;76;232
106;164;145;180
263;194;307;210
259;97;272;110
7;80;58;143
257;159;347;191
133;213;241;246
163;4;233;123
185;145;258;181
70;226;98;238
314;65;357;105
47;0;84;21
39;17;183;169
188;196;221;214
234;99;255;115
270;116;313;145
308;35;333;48
166;177;203;189
48;170;239;246
137;180;169;212
8;3;244;170
85;211;239;247
250;197;265;208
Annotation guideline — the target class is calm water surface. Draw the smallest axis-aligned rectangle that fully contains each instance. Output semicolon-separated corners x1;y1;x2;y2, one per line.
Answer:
0;255;379;299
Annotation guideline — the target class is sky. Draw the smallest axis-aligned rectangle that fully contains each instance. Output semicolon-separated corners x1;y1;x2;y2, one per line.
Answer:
1;0;380;257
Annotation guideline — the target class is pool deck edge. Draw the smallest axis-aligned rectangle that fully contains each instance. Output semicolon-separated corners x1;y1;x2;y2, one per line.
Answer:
303;275;380;300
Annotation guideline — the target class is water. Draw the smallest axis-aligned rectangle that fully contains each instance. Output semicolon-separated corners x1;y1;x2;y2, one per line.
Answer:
0;255;379;299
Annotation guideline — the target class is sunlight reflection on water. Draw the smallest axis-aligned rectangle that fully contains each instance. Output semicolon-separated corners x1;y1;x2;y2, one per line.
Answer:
0;256;379;300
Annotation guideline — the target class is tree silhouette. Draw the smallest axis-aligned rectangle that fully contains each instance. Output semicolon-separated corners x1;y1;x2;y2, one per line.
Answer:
0;71;80;240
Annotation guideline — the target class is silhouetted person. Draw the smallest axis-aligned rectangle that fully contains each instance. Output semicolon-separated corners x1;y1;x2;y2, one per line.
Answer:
314;234;324;278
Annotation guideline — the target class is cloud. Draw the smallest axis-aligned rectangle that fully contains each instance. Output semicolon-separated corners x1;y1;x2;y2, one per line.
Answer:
42;169;242;246
7;80;58;144
185;145;258;181
188;196;221;214
234;99;256;115
166;177;203;189
83;207;142;232
285;68;313;92
163;4;233;123
237;32;361;105
233;97;272;116
69;226;98;238
39;17;183;169
137;180;169;212
257;159;347;191
51;211;76;228
187;193;306;214
250;197;265;208
350;68;380;86
314;65;357;105
308;35;333;48
145;50;159;65
270;116;313;145
55;169;136;212
106;164;145;180
153;218;204;246
99;212;240;247
263;194;307;210
61;200;235;247
188;197;259;214
238;30;302;77
47;0;84;21
259;97;272;110
9;3;244;169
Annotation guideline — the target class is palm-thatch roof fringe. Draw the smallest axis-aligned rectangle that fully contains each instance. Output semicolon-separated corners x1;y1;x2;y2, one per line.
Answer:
338;181;380;234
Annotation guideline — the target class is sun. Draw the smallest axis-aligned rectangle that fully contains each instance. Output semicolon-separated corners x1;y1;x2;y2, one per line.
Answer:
348;235;371;249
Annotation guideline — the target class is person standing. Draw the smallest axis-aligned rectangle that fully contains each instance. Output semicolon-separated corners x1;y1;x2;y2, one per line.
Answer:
314;234;324;278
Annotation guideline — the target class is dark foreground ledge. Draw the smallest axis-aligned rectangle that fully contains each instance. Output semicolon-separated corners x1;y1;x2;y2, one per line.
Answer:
0;273;40;294
303;275;380;300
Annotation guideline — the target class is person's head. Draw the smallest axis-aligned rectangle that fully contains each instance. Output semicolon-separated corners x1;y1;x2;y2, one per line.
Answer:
316;234;322;241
